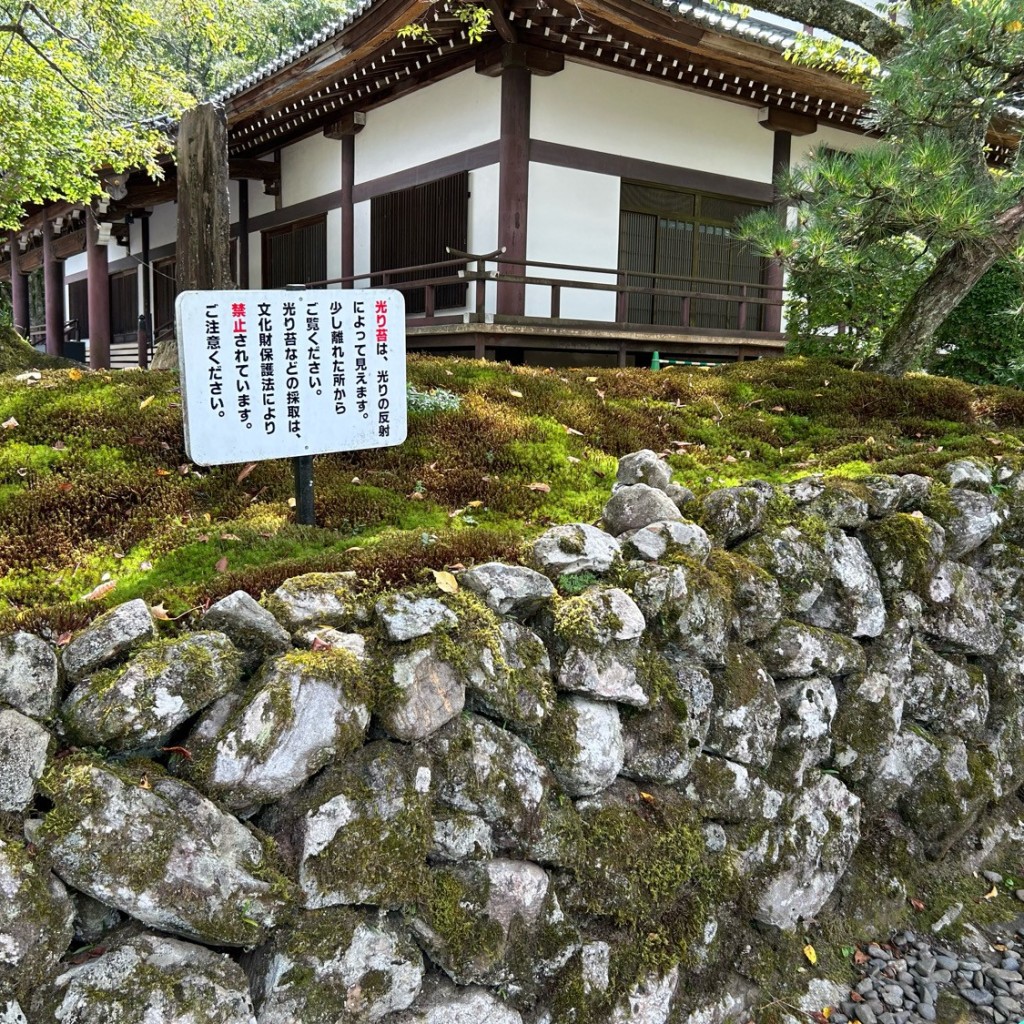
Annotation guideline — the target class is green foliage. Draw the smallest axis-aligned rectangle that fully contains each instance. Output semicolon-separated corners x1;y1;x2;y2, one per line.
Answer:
398;0;491;44
739;0;1024;374
930;262;1024;386
6;355;1024;633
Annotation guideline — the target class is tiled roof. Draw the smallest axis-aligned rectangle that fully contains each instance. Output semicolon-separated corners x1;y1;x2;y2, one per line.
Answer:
213;0;378;103
213;0;809;106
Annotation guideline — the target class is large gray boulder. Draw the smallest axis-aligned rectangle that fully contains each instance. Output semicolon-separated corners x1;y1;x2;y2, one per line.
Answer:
31;931;257;1024
801;529;885;638
40;760;295;946
0;709;50;812
465;620;554;728
380;644;465;742
754;772;861;930
61;632;242;751
683;756;784;824
279;742;433;909
738;525;830;617
775;676;838;784
200;590;291;674
531;524;621;579
61;599;155;682
616;450;673;492
0;836;74;999
0;632;59;720
699;485;772;548
712;554;783;643
905;641;989;740
943;458;992;490
377;594;457;641
631;563;730;666
706;646;780;768
184;649;370;810
550;588;647;706
460;563;555;618
426;714;548;850
263;572;368;634
939;488;1005;558
861;474;904;518
245;908;424;1023
609;966;679;1024
543;696;624;797
859;513;945;599
757;622;865;680
922;559;1005;655
603;484;682;536
392;977;523;1024
622;520;712;564
621;657;713;785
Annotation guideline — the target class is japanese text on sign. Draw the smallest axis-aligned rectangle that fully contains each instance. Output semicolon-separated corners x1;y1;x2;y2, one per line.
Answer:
176;289;407;466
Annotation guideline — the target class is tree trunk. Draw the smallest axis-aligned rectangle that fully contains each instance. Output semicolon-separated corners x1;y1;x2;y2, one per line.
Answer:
150;102;232;371
873;201;1024;377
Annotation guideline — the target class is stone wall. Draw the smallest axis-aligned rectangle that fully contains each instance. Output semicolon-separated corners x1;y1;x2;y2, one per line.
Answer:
3;450;1024;1023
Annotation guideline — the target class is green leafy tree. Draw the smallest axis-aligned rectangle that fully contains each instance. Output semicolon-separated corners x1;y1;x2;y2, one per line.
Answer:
736;0;1024;376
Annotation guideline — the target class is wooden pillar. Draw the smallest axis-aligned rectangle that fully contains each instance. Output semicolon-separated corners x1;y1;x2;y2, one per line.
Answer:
497;63;531;316
8;232;29;338
42;219;65;357
341;133;355;284
86;214;111;370
238;180;250;288
139;213;152;368
763;129;792;334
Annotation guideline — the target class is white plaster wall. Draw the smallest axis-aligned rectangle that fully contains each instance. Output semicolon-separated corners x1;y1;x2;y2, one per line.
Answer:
531;62;775;184
248;180;277;218
326;208;342;287
355;69;500;184
281;133;341;206
792;123;877;166
525;163;620;321
64;252;87;278
147;201;178;250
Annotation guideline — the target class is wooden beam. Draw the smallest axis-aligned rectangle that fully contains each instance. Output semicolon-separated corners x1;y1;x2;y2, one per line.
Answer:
484;0;516;43
53;228;86;261
758;106;817;136
228;158;282;184
476;41;564;77
323;111;366;139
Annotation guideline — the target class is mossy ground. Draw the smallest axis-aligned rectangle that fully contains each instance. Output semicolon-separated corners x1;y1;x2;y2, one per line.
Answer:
5;355;1024;634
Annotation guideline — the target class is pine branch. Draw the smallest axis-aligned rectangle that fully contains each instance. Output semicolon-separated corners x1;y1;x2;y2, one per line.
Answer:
737;0;905;58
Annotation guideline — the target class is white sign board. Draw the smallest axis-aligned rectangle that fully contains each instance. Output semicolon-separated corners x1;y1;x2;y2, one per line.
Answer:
176;289;407;466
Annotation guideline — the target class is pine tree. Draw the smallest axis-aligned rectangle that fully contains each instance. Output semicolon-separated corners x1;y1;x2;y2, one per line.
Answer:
737;0;1024;376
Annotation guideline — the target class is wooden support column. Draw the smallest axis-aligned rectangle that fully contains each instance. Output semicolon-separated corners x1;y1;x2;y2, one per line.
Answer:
139;212;152;368
86;214;111;370
238;179;250;288
341;133;355;285
763;129;792;334
42;219;65;357
497;62;531;317
8;232;29;338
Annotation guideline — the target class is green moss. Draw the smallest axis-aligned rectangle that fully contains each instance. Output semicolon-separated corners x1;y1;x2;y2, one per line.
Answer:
415;868;505;974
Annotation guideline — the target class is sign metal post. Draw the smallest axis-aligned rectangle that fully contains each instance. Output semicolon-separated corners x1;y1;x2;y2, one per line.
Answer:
176;288;407;523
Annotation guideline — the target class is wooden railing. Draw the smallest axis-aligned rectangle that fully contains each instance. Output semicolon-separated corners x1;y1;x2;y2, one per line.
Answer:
304;249;783;336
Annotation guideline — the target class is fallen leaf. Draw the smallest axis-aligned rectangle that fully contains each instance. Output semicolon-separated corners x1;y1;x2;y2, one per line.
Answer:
586;375;598;382
51;441;67;450
150;603;172;621
407;492;424;501
139;395;155;410
161;745;192;760
236;462;258;484
771;405;786;412
287;497;297;508
466;500;484;508
178;464;191;476
639;791;656;804
850;992;864;1004
56;631;72;646
447;563;466;572
351;476;361;485
15;370;41;382
803;944;817;966
155;468;171;477
853;948;871;964
2;417;18;430
56;482;73;493
67;368;83;381
311;635;334;651
220;533;241;541
215;556;229;573
138;774;152;790
565;426;584;436
431;569;459;594
139;561;153;571
508;389;523;398
909;898;926;912
566;455;581;464
82;580;116;602
528;482;551;492
984;884;1000;900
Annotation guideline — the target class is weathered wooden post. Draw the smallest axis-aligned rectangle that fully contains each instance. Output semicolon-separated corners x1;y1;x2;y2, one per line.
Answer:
150;102;232;369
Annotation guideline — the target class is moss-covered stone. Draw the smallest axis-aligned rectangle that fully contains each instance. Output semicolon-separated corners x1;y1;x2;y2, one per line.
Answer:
859;512;946;599
706;645;780;768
